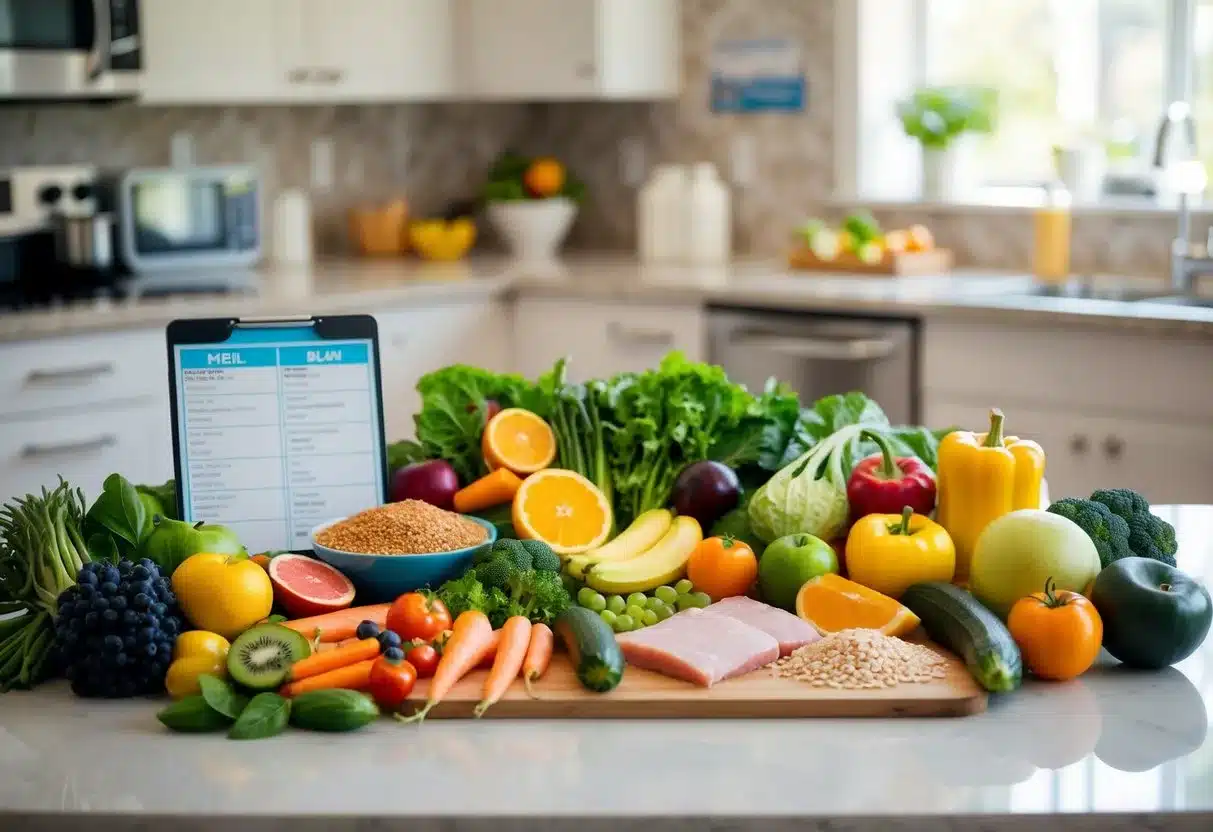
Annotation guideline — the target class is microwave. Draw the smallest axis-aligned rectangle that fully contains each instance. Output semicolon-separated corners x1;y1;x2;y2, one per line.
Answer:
100;166;262;274
0;0;141;99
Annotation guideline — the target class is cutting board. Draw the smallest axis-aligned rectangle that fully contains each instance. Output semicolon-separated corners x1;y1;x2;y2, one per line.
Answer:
403;646;987;720
788;246;954;276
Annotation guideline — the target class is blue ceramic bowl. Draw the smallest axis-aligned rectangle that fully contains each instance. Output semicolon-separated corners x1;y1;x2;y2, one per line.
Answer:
310;515;496;602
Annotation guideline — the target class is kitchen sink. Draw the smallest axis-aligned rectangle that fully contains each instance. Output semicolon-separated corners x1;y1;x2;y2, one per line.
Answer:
1135;294;1213;309
1017;283;1175;302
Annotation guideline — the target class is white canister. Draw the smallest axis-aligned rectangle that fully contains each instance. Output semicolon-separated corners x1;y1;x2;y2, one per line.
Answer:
638;164;689;262
687;162;731;264
271;188;314;265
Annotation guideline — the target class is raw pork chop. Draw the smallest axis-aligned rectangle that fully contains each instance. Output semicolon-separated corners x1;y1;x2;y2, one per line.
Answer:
700;596;822;657
616;608;779;687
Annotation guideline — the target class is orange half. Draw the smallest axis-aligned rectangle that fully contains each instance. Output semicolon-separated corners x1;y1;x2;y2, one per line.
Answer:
795;573;921;637
482;408;556;475
512;469;612;555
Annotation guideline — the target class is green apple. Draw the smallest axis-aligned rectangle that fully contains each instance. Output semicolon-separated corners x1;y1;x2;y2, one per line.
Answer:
759;533;839;611
142;516;245;577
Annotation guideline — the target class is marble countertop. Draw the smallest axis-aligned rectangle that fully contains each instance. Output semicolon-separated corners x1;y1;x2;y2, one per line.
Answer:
3;256;1213;343
2;506;1211;830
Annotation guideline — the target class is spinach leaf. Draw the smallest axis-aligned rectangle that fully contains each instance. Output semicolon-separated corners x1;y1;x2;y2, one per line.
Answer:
85;474;149;552
197;674;250;720
228;692;290;740
86;532;121;565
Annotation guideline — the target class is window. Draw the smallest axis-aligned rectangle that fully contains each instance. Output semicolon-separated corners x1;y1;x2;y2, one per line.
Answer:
848;0;1200;203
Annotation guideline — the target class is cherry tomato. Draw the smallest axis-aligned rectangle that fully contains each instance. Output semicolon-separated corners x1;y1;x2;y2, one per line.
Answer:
386;593;452;643
405;642;440;678
367;655;417;711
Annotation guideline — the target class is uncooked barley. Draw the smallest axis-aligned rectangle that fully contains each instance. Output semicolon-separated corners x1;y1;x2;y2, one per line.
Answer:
774;628;948;689
317;499;488;555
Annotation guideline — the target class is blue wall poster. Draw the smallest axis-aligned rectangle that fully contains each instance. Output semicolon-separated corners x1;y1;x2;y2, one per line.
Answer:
710;38;806;114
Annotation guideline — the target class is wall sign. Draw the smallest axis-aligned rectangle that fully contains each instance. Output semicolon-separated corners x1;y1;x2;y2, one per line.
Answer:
710;38;806;114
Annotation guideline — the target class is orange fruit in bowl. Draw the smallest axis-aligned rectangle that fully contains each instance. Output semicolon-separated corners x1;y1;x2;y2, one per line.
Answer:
794;573;920;637
481;408;556;475
512;469;612;555
523;158;566;198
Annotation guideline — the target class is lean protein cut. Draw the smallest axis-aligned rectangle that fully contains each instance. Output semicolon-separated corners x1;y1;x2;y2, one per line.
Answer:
316;500;488;555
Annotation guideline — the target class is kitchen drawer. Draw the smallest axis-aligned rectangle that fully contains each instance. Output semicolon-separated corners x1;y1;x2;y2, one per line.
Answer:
0;330;169;419
513;298;705;381
0;404;174;503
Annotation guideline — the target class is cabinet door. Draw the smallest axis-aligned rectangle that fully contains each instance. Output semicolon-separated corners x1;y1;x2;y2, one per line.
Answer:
140;0;289;103
299;0;454;100
598;0;681;98
460;0;598;98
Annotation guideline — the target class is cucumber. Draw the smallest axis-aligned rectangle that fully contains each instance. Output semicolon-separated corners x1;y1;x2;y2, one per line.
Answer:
900;582;1022;693
553;607;624;693
289;689;380;732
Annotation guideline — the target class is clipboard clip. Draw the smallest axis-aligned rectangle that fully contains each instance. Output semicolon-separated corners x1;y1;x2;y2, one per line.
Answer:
235;315;319;328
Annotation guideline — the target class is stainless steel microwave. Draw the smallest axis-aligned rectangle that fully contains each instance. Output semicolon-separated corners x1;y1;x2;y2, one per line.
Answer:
100;166;261;274
0;0;141;99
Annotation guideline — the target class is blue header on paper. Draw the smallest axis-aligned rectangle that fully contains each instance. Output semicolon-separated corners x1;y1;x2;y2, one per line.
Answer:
180;347;278;369
279;344;369;366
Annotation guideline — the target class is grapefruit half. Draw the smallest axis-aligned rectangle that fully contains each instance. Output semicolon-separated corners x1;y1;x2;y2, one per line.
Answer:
267;554;356;618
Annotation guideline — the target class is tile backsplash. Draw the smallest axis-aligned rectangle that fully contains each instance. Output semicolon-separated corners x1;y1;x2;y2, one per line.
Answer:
0;0;1194;276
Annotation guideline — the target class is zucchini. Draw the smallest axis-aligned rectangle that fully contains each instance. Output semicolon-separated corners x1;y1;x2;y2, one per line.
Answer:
900;582;1022;693
553;607;624;693
289;689;380;731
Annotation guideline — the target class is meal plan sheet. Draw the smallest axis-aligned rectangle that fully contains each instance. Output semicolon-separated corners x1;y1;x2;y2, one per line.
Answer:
171;321;386;554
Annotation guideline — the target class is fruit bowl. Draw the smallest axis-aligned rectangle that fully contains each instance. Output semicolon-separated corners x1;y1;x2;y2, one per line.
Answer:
309;515;497;602
487;198;577;266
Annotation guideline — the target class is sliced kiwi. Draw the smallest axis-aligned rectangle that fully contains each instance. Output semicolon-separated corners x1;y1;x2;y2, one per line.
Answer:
227;624;312;691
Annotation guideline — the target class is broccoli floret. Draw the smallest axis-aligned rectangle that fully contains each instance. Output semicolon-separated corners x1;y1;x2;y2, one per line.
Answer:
1090;489;1151;523
1047;498;1132;569
521;539;562;573
491;539;533;572
435;571;490;618
486;586;512;629
502;568;572;626
1127;513;1178;567
474;555;515;590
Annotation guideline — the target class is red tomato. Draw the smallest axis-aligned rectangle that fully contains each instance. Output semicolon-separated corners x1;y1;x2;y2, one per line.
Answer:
367;656;417;711
405;642;440;678
386;593;452;643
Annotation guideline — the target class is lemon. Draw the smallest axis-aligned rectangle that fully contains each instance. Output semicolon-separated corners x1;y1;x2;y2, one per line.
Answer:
165;656;226;700
173;630;231;662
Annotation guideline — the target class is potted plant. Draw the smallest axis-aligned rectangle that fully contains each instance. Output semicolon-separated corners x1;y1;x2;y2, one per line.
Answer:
897;86;996;200
482;151;586;267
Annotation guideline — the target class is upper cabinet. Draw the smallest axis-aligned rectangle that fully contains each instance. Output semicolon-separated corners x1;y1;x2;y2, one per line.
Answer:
141;0;455;104
458;0;681;99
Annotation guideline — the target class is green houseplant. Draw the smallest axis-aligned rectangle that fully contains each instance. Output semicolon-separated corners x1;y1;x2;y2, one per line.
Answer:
897;86;996;200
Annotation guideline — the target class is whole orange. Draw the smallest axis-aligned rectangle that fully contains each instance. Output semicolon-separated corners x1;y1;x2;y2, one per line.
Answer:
686;535;759;601
523;158;566;198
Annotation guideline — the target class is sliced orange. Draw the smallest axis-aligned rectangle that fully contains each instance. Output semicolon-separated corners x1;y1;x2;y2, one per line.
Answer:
482;408;556;475
794;573;921;637
512;469;612;555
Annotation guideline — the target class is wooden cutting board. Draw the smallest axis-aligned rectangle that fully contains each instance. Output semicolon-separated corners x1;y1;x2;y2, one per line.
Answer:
404;647;987;720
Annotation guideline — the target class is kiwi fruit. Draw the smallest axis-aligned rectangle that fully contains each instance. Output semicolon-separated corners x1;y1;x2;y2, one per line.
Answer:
227;624;312;690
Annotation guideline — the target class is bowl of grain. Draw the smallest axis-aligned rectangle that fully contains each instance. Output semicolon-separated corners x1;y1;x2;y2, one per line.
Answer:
310;499;496;601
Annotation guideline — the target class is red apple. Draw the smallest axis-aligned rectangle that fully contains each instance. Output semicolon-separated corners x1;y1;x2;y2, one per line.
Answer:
391;460;460;510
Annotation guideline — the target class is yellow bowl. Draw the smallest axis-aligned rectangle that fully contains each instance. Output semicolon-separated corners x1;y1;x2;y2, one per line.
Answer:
410;219;477;261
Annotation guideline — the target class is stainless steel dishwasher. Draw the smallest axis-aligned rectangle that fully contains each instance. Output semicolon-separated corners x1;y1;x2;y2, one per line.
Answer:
708;309;918;424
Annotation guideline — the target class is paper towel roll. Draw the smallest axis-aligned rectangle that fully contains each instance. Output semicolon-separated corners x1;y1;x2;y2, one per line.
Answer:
272;189;313;265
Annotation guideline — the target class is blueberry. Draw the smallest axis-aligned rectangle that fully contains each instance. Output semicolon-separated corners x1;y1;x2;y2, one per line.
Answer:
110;595;127;611
101;608;119;623
133;581;153;596
122;609;139;625
118;581;131;594
63;630;79;646
73;600;90;616
151;602;167;616
131;565;150;580
137;627;156;645
115;653;128;666
91;597;109;612
103;634;123;652
78;584;96;599
139;558;156;571
383;646;406;661
102;566;120;584
161;618;180;636
377;630;402;650
133;593;151;611
83;611;99;629
143;643;158;657
99;581;118;596
78;570;98;586
68;617;84;632
356;620;381;640
123;635;136;649
161;591;177;606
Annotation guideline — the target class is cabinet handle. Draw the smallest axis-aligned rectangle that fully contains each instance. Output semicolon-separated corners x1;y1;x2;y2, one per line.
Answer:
315;68;344;84
1069;435;1089;455
729;333;896;362
21;435;117;460
607;322;675;347
25;362;115;385
287;68;311;83
1103;436;1125;459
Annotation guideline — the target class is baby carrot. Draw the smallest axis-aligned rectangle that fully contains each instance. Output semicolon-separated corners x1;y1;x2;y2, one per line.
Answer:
398;610;495;724
281;604;391;643
279;658;375;697
287;638;380;682
453;468;523;514
474;616;532;718
522;623;553;698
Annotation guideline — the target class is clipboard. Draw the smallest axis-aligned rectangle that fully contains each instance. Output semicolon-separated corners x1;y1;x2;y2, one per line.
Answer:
166;315;389;554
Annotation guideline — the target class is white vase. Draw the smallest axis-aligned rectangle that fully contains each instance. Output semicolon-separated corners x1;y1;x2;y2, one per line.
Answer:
921;146;962;201
487;198;577;270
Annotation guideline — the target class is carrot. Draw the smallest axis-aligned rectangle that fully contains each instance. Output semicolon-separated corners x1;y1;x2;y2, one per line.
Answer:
476;630;502;669
287;638;381;682
473;616;531;718
453;468;523;514
521;623;553;698
279;658;375;697
397;610;495;724
281;604;391;643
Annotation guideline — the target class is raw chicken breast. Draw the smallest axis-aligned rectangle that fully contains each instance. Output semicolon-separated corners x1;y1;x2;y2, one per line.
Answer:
616;608;779;687
701;596;822;657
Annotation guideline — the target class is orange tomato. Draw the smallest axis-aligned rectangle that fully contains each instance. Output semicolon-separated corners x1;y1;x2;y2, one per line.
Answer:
523;158;566;198
1007;578;1103;681
686;536;759;601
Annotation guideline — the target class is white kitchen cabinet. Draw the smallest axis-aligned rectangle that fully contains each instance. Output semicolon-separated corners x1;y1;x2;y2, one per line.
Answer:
512;297;704;381
141;0;455;104
458;0;681;99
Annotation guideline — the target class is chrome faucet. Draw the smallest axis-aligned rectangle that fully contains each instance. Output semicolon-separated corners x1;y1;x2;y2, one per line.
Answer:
1154;101;1213;293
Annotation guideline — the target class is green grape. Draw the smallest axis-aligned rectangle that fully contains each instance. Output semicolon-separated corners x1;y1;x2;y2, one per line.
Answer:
641;609;659;626
676;594;696;612
577;587;597;607
586;592;607;612
613;614;635;633
674;579;694;595
645;596;665;612
606;595;626;615
689;591;713;609
625;604;646;621
655;602;675;621
654;585;678;604
626;592;648;609
599;609;618;628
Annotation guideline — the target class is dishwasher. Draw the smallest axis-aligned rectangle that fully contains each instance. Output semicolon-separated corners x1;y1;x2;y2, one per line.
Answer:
708;308;919;425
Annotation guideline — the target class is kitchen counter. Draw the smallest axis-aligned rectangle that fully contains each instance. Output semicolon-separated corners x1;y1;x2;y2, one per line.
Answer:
4;256;1213;343
2;506;1211;831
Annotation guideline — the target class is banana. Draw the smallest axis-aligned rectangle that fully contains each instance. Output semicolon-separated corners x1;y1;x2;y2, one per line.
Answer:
584;515;703;595
565;508;672;579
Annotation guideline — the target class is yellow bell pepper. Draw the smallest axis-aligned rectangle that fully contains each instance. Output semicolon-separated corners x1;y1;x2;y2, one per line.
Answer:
936;408;1046;582
845;507;956;599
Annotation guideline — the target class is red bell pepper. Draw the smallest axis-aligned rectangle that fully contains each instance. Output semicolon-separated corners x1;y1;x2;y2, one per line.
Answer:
846;430;937;522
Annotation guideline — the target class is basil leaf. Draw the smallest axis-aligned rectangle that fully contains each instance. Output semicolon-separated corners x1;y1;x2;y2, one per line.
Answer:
85;474;150;548
197;674;249;720
228;692;290;740
86;532;121;565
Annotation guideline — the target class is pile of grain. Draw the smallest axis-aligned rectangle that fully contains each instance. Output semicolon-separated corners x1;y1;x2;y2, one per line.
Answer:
317;499;488;555
774;628;949;689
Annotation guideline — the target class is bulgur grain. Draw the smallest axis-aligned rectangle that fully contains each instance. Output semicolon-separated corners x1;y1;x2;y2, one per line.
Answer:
317;499;488;554
774;628;949;689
